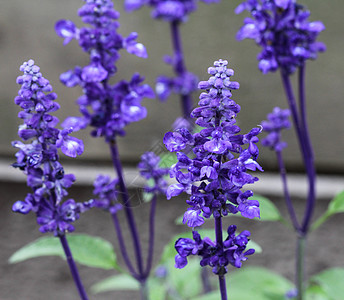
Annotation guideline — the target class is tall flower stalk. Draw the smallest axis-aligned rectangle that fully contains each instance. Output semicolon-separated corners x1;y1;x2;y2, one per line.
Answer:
236;0;325;298
124;0;219;121
55;0;167;298
164;59;262;299
12;59;90;300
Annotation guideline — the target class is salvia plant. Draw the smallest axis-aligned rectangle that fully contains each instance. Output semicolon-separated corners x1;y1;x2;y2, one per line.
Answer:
235;0;343;300
12;59;90;299
7;0;344;300
54;0;171;298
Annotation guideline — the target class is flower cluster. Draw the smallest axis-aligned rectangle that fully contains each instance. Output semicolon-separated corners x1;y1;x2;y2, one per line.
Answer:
261;107;291;152
175;226;255;274
55;0;154;142
12;60;90;235
164;59;263;228
138;152;169;195
236;0;326;74
92;174;120;212
125;0;219;22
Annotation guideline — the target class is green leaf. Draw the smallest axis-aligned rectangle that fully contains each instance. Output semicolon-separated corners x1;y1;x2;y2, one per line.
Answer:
305;285;330;300
190;267;293;300
227;266;294;300
91;274;140;294
327;191;344;215
9;234;118;270
309;268;344;300
190;290;220;300
168;257;203;299
252;195;283;222
311;191;344;231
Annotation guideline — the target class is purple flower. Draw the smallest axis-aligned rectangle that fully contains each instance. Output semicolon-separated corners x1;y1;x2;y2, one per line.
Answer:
125;0;219;22
164;59;261;274
57;128;84;157
124;32;148;58
163;129;194;152
183;208;205;227
175;227;255;273
12;60;90;236
55;20;78;45
55;0;153;143
236;0;326;74
81;62;108;83
92;175;119;210
165;59;262;221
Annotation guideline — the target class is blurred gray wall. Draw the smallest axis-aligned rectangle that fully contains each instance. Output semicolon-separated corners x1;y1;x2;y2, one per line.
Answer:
0;0;343;172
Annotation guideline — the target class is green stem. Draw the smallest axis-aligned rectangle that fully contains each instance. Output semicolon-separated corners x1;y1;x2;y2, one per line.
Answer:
296;235;306;300
140;280;148;300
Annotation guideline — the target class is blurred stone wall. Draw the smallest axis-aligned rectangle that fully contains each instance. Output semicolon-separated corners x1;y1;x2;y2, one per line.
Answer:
0;0;343;172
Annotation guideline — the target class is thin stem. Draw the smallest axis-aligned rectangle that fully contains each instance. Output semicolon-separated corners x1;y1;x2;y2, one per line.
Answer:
218;275;228;300
280;71;307;159
170;21;193;118
298;64;308;134
276;150;301;233
280;71;316;234
296;235;306;300
59;234;89;300
298;65;316;233
111;211;139;279
215;216;227;300
109;141;144;275
143;194;157;278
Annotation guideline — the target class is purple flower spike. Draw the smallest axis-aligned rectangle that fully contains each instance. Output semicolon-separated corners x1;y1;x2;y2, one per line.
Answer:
165;59;262;274
55;0;153;143
236;0;326;74
12;60;90;236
